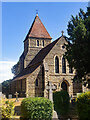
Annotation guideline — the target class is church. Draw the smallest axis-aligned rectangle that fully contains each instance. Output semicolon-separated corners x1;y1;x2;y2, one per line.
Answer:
11;14;82;98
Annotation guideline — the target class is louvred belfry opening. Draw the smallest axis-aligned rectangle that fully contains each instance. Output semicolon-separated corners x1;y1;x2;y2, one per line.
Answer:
26;15;52;39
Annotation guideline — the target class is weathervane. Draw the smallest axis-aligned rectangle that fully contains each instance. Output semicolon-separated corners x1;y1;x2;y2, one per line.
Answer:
61;30;64;36
36;10;38;16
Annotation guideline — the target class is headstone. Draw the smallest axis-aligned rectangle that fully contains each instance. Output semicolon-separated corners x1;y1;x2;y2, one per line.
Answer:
8;94;12;99
2;94;6;99
46;81;58;120
14;92;19;102
46;81;56;102
53;110;58;120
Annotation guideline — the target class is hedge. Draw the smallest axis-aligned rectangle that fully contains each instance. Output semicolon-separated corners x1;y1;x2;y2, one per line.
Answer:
77;91;90;120
21;97;53;120
53;90;70;115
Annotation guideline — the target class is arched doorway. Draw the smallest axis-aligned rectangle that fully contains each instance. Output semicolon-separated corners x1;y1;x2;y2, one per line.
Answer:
61;81;68;91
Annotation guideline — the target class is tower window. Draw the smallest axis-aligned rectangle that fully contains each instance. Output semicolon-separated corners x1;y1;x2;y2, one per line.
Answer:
37;40;39;46
36;79;38;86
55;56;59;73
62;56;66;73
42;41;44;46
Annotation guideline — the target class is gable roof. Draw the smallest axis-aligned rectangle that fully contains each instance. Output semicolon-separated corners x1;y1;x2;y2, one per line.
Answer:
13;36;63;81
25;15;52;40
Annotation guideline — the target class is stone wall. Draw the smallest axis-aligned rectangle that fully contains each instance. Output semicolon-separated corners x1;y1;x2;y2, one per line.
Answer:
11;36;82;98
24;38;51;68
43;36;76;97
25;36;82;98
26;63;45;97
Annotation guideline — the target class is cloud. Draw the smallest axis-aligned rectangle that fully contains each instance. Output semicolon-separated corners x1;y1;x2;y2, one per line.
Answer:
0;61;17;83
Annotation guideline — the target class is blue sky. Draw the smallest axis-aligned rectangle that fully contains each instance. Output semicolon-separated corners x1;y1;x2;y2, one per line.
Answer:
1;2;88;83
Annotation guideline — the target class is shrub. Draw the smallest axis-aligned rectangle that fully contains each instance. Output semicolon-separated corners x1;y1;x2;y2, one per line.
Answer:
53;90;70;115
21;97;53;120
2;100;14;120
77;91;90;120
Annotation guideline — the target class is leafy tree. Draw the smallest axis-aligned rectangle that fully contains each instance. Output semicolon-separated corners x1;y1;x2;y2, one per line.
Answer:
65;7;90;81
77;91;90;120
2;79;11;97
11;61;20;76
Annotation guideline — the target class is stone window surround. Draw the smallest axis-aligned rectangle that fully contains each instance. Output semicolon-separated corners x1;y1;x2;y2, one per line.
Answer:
54;55;73;75
37;40;39;47
54;55;60;74
60;44;66;50
35;39;45;47
55;56;59;73
62;56;66;73
35;79;39;86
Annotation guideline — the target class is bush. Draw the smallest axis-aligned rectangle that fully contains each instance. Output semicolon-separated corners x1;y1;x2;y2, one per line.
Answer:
21;97;53;120
2;100;14;120
77;91;90;120
53;90;70;115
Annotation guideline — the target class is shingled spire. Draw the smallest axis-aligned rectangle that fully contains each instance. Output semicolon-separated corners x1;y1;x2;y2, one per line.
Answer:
25;15;52;40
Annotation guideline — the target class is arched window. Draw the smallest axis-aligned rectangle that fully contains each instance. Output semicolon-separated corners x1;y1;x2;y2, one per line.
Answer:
37;40;39;46
62;56;66;73
42;41;44;46
35;79;38;86
55;56;59;73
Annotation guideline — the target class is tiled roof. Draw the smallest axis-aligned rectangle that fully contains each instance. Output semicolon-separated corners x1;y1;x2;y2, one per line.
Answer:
13;36;62;81
25;15;52;40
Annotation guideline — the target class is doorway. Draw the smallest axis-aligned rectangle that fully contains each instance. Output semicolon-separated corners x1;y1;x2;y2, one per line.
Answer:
61;81;68;91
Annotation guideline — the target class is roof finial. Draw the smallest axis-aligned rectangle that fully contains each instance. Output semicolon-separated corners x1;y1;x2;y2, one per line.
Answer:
61;30;64;36
36;10;38;16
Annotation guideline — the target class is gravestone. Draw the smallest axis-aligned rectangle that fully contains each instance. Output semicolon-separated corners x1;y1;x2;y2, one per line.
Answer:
2;94;6;99
8;94;12;99
46;81;56;102
46;81;58;120
14;92;19;102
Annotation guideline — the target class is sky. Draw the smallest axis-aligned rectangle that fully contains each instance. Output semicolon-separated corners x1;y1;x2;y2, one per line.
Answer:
0;1;88;83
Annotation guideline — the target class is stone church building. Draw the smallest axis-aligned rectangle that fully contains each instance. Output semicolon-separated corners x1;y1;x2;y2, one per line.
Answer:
11;14;82;98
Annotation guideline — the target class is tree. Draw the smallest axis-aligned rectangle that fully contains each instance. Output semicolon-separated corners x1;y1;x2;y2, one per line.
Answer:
65;7;90;81
2;79;12;97
11;61;20;76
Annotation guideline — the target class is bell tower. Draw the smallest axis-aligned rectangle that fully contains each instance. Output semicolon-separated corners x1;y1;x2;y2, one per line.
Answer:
24;14;52;68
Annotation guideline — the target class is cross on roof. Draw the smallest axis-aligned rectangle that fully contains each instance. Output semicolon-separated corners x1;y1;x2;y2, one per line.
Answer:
36;10;38;16
61;30;64;36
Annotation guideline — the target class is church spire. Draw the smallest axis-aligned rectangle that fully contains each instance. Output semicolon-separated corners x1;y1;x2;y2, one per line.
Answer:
25;14;52;40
